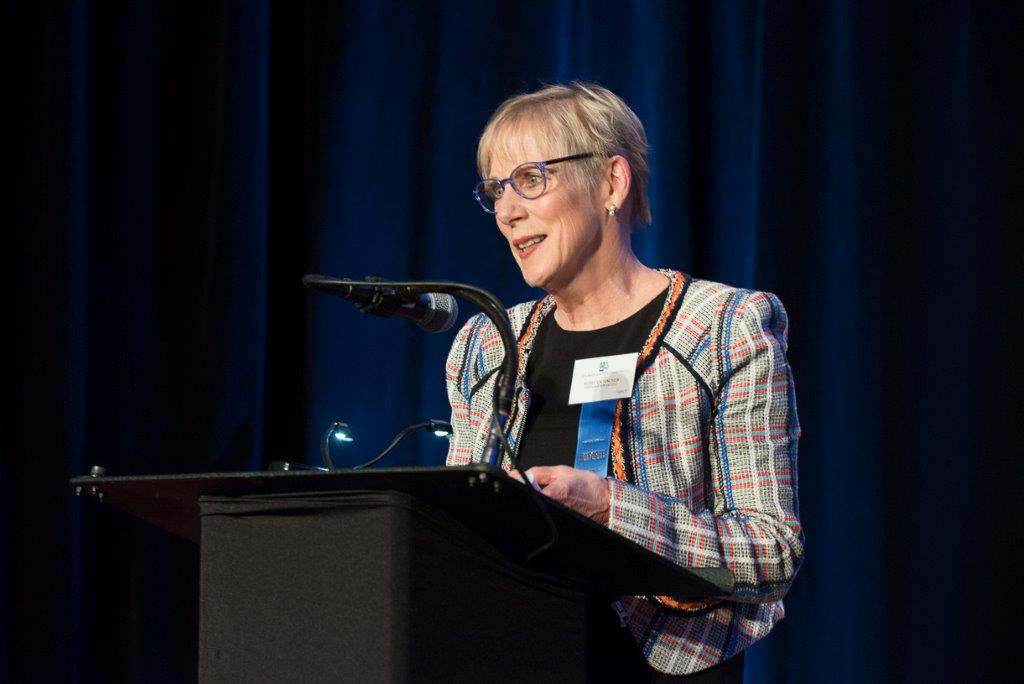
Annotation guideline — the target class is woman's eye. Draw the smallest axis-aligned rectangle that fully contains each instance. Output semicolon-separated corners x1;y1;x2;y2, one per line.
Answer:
519;173;543;189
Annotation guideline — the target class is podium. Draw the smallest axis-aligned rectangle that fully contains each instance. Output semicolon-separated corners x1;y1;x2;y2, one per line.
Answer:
71;464;733;682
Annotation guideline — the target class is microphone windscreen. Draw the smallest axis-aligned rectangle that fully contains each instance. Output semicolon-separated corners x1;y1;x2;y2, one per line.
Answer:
417;292;459;333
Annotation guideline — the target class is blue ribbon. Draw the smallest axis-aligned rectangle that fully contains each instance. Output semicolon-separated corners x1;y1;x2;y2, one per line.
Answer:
574;399;617;476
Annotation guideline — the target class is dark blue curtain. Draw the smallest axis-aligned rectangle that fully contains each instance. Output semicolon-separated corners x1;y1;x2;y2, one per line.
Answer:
4;1;1020;681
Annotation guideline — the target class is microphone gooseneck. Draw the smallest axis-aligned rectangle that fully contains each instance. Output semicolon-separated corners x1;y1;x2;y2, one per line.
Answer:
301;274;559;566
302;275;518;468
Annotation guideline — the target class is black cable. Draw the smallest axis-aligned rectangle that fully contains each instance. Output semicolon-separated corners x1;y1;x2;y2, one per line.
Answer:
485;380;559;566
517;481;559;567
489;370;516;468
353;424;421;469
352;420;453;470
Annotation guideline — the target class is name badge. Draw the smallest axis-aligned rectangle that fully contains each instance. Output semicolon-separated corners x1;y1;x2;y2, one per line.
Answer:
568;352;638;405
569;353;638;477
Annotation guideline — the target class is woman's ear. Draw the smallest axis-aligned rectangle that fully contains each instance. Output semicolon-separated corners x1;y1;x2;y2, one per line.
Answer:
604;155;632;210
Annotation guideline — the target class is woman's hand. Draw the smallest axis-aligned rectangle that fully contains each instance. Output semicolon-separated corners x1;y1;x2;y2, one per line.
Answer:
511;465;611;525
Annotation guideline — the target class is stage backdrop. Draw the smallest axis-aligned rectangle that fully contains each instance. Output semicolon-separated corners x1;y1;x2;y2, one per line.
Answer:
5;1;1021;681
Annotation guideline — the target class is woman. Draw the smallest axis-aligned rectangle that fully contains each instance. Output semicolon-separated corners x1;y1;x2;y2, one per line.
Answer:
445;82;803;680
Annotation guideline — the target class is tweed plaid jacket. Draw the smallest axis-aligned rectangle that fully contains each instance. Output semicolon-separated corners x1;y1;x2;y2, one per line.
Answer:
444;270;803;675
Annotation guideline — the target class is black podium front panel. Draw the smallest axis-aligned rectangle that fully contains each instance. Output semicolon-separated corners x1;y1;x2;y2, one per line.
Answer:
198;491;587;683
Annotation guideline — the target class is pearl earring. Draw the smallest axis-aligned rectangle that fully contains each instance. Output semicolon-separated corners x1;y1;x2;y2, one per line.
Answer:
606;205;618;217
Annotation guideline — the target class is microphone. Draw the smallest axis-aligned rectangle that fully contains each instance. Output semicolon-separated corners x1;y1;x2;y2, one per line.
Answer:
397;291;459;332
302;275;459;333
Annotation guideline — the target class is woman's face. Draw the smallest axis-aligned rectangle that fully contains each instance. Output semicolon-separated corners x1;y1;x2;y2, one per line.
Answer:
488;132;603;294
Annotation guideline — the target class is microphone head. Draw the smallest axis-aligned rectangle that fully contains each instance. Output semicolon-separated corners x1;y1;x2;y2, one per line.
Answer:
417;292;459;333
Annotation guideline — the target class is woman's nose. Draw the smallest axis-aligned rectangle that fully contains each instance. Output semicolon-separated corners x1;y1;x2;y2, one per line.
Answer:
495;191;527;227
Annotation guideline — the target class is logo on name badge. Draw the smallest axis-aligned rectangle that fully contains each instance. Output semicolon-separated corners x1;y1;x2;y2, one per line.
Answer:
598;361;609;373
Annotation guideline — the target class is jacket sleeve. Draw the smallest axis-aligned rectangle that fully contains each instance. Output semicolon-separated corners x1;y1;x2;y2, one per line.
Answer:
444;313;490;466
606;290;803;603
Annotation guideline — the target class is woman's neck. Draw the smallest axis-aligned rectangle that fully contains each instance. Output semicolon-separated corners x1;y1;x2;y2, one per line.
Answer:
549;251;668;331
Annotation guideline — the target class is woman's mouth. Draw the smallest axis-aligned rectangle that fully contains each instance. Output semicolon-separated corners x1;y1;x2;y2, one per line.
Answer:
514;234;546;259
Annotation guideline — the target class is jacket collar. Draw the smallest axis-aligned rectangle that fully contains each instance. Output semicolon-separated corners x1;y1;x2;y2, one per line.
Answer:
512;269;689;390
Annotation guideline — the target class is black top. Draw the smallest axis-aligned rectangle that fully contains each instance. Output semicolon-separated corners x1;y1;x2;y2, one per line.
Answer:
516;288;668;471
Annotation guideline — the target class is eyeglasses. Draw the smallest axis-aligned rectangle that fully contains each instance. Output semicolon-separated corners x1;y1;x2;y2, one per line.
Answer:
472;152;596;214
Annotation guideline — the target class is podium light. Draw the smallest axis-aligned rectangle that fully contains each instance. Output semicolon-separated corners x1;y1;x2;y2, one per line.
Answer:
430;420;453;438
322;421;354;470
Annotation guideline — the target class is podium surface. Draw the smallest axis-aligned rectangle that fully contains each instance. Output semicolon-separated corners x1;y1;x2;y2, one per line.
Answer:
71;464;731;597
72;464;734;682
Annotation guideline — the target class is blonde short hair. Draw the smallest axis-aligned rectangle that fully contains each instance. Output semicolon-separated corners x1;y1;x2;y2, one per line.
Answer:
477;82;652;227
